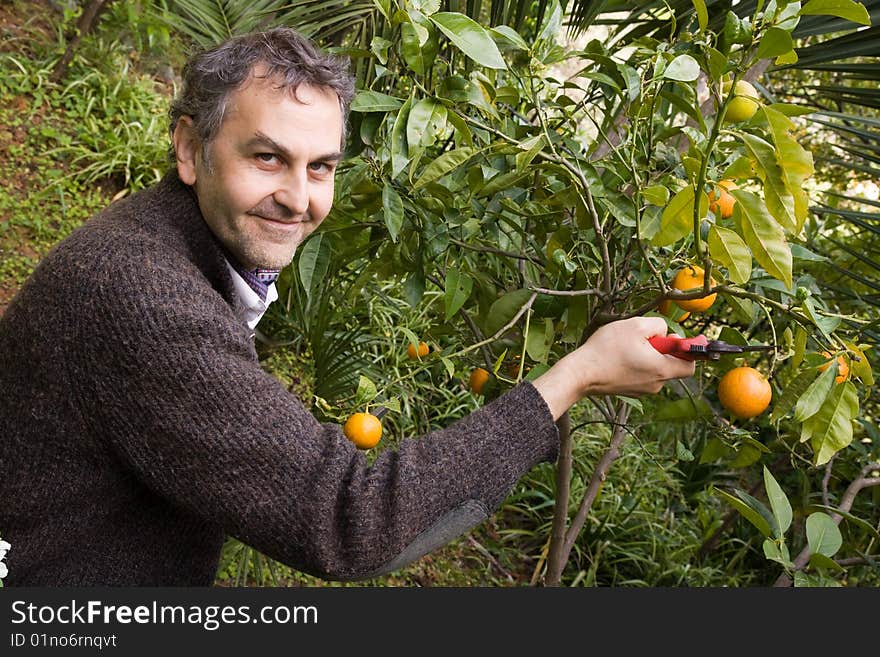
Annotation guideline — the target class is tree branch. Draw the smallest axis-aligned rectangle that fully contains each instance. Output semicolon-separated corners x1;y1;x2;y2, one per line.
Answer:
774;462;880;587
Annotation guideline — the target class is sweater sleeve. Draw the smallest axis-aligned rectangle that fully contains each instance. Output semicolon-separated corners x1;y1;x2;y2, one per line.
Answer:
74;266;559;580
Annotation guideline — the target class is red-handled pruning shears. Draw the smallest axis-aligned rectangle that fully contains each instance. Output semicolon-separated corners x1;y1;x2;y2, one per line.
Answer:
649;334;777;361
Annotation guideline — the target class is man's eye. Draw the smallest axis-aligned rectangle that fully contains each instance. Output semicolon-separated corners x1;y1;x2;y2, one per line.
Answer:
309;162;333;174
256;153;278;164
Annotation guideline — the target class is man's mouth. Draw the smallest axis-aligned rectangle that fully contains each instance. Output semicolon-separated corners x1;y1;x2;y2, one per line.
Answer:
249;212;308;226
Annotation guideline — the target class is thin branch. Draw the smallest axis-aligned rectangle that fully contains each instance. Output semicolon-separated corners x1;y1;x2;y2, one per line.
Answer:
466;534;515;584
822;456;836;508
562;404;632;558
545;412;573;587
774;462;880;587
529;286;604;297
450;238;542;265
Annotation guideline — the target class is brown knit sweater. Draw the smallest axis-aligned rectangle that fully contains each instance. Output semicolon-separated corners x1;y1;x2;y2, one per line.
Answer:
0;170;559;586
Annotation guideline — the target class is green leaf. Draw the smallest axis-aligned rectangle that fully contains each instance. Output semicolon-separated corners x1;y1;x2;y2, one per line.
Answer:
763;539;794;569
370;36;391;65
354;374;378;406
642;184;670;206
706;47;727;81
525;318;554;364
484;289;532;338
806;512;843;558
806;381;859;466
790;244;828;262
404;269;426;308
776;50;799;65
732;190;793;288
414;147;477;190
653;397;714;421
741;133;798;233
764;106;814;233
664;54;700;82
708;224;752;284
722;291;755;323
802;297;840;343
537;0;563;43
652;186;698;247
793;363;837;422
692;0;708;32
723;156;755;180
382;184;404;243
350;90;404;112
792;325;808;370
763;465;792;537
794;571;842;587
700;437;731;463
769;368;817;423
676;440;695;461
515;134;545;170
391;96;413;178
443;269;473;321
431;12;507;69
440;356;455;380
406;98;446;157
298;233;331;303
490;25;529;51
401;21;436;76
714;487;773;538
756;27;794;59
800;0;871;25
731;443;763;468
808;553;845;573
809;504;880;539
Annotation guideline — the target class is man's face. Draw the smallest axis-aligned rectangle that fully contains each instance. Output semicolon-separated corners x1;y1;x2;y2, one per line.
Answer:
174;74;343;270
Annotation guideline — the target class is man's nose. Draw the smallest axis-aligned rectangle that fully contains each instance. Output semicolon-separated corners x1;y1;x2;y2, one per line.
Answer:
274;169;309;216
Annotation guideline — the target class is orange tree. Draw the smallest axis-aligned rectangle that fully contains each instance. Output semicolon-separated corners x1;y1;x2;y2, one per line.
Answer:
274;0;878;586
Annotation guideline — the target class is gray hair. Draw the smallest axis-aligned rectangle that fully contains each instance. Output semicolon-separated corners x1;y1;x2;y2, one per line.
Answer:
169;27;355;163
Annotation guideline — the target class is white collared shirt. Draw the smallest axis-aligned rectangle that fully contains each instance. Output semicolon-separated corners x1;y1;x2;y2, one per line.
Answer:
225;261;279;331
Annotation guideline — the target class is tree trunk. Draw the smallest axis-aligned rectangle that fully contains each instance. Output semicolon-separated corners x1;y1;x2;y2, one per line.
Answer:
51;0;114;83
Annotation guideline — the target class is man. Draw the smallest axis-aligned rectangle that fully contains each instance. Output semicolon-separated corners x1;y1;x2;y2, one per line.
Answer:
0;28;694;586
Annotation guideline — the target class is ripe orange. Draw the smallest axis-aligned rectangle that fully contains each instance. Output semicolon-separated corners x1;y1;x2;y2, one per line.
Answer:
659;299;690;322
671;265;717;313
469;367;490;395
717;366;772;419
343;412;383;449
819;351;850;384
708;180;738;218
722;79;760;123
406;341;430;359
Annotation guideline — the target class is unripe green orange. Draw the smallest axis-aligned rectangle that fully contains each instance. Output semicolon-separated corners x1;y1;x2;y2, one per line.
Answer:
722;79;760;123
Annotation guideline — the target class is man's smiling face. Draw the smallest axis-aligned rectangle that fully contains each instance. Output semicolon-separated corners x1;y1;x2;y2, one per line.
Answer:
174;71;343;270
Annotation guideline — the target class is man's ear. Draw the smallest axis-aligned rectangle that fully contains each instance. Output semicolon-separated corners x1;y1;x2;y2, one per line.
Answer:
172;116;199;185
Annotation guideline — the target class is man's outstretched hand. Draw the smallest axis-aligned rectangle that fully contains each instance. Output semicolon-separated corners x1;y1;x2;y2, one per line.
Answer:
531;316;696;421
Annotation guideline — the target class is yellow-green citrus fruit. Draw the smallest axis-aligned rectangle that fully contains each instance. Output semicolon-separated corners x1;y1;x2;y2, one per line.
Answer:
723;79;760;123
